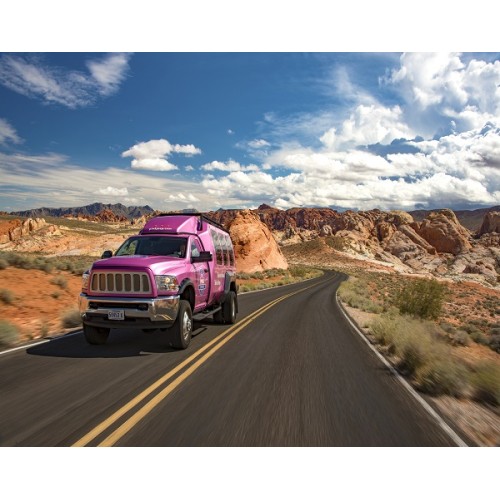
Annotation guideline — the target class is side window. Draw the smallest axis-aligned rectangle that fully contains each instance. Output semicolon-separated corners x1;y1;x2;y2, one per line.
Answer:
191;240;200;258
211;229;222;266
226;234;235;266
223;234;231;266
216;233;224;266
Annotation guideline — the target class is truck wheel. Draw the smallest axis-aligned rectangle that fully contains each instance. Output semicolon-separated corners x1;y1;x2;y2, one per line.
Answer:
214;291;237;325
223;291;237;324
170;300;193;349
83;324;110;345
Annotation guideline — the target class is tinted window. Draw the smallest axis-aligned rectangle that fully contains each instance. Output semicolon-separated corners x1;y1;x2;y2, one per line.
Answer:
116;236;187;258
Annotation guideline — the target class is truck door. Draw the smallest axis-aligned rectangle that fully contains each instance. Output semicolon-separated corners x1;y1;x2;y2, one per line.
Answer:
191;239;209;310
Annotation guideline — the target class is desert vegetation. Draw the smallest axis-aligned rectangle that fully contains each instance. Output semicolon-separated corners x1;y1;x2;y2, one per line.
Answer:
237;266;323;292
0;250;95;276
338;272;500;406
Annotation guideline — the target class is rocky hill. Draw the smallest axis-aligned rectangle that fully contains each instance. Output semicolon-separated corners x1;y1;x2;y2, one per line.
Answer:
3;203;499;285
11;202;154;220
410;205;500;232
226;210;288;273
209;205;500;287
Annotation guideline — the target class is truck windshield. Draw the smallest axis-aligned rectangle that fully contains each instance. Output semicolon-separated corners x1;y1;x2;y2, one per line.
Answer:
116;236;188;258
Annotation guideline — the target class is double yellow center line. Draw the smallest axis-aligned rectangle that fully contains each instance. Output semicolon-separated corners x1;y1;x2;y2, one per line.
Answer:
72;281;319;447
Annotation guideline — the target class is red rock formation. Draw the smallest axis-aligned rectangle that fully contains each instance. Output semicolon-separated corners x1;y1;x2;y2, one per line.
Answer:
415;209;472;255
0;218;48;244
479;211;500;235
227;210;288;273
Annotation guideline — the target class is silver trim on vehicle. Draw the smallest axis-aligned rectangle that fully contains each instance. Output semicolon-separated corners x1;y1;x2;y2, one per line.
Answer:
79;294;180;323
90;271;151;295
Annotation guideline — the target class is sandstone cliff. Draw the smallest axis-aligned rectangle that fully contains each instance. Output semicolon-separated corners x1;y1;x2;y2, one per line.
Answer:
226;210;288;273
479;211;500;235
0;218;59;245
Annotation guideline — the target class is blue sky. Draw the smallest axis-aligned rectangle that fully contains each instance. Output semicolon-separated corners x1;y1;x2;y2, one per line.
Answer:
1;52;500;212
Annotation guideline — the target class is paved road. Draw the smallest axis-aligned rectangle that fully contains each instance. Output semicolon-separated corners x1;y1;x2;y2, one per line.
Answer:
0;271;461;446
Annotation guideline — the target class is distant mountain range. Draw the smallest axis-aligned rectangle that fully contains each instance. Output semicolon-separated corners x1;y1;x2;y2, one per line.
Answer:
10;202;154;220
9;202;500;232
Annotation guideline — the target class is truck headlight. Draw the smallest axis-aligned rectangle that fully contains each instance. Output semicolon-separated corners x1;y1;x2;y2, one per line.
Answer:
155;275;179;292
81;270;90;293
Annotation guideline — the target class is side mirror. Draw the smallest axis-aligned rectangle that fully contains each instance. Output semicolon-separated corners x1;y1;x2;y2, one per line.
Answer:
101;250;113;259
192;251;212;263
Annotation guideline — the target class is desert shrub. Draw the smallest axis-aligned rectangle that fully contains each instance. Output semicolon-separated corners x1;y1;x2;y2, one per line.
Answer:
393;322;436;375
470;362;500;406
0;289;15;305
450;329;471;347
50;275;68;289
61;309;82;328
0;258;8;270
370;314;405;347
488;334;500;353
469;329;488;345
325;236;347;251
0;320;19;348
338;278;383;313
415;358;469;396
289;265;308;278
261;268;288;279
397;278;447;320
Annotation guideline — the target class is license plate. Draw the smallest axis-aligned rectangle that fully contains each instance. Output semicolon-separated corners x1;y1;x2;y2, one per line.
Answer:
108;310;125;321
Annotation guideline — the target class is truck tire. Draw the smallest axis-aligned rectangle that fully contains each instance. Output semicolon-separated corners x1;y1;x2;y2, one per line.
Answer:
223;290;237;324
214;291;237;325
170;300;193;349
83;324;110;345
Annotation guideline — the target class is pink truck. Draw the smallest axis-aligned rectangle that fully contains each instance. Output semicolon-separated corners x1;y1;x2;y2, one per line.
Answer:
79;213;238;349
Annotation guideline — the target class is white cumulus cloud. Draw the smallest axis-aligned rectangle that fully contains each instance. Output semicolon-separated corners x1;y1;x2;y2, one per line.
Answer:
320;104;414;150
168;193;200;204
201;160;260;172
122;138;202;172
97;186;129;196
385;52;500;134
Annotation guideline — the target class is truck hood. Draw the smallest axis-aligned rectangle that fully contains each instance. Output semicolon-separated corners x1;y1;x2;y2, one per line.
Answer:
92;255;186;276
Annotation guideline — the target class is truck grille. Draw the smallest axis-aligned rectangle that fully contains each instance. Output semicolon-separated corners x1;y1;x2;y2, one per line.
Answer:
90;272;151;295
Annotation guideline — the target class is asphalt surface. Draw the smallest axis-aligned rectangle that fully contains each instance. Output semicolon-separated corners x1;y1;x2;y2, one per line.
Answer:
0;271;460;446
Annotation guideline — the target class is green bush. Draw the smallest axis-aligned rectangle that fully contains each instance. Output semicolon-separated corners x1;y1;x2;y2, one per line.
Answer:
0;320;19;348
0;258;8;270
397;278;447;320
471;362;500;406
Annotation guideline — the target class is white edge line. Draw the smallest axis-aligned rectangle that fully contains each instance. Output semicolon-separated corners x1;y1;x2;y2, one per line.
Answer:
335;292;468;448
0;330;82;357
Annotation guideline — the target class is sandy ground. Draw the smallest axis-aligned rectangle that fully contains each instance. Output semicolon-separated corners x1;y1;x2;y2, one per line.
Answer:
0;268;82;341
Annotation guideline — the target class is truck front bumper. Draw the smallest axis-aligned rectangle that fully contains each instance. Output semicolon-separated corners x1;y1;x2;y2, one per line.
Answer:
79;294;180;329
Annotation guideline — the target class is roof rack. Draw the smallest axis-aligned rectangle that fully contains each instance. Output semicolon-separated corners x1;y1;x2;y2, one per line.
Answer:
155;212;227;232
